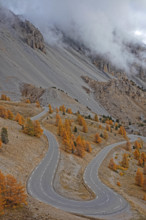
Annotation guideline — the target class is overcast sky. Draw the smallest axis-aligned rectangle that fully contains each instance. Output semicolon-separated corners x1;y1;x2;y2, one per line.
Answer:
1;0;146;72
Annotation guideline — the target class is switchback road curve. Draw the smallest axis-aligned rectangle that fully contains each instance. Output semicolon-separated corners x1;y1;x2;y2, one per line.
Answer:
27;107;146;218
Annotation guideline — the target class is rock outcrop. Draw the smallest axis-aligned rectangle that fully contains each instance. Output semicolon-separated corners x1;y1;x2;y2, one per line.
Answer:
0;7;46;54
20;20;46;53
92;56;125;77
82;75;146;135
91;44;146;86
20;83;45;103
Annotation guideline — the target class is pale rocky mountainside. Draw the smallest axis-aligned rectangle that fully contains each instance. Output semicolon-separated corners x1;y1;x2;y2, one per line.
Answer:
0;7;146;124
0;7;111;115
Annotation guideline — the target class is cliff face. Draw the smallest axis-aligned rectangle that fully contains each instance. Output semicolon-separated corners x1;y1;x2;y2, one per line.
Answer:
92;56;125;77
92;44;146;86
0;7;46;53
19;20;46;53
0;7;110;115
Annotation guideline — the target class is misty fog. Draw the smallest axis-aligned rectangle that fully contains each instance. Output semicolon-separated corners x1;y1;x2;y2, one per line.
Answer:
1;0;146;73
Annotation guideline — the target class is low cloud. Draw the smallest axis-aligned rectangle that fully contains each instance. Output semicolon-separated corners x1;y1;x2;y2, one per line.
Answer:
1;0;146;73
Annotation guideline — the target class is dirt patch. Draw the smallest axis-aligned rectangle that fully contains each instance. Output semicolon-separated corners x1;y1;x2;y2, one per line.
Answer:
0;117;47;184
54;151;95;200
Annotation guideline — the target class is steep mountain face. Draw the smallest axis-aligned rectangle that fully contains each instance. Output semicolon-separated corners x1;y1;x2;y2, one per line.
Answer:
19;20;46;53
0;8;112;115
0;7;146;130
0;7;46;53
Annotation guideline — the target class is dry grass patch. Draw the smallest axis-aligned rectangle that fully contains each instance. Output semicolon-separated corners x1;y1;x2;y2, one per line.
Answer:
0;100;42;118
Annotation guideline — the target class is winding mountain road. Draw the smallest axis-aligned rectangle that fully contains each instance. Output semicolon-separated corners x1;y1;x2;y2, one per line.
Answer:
27;108;146;218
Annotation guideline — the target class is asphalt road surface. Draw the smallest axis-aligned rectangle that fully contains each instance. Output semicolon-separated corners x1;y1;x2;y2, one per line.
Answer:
27;108;146;218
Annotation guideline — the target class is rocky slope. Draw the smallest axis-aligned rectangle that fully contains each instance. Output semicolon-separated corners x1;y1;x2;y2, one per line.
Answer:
0;7;111;115
82;75;146;135
0;7;146;122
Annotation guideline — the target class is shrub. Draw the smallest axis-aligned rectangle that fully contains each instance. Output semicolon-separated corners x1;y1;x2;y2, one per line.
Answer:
108;158;117;171
73;126;78;133
121;153;129;168
117;181;121;186
1;128;9;144
23;119;43;137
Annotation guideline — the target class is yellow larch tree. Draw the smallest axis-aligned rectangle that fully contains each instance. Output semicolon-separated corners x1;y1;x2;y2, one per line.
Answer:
34;120;43;137
77;114;85;126
99;124;102;129
103;130;108;140
85;141;92;153
118;126;127;138
67;108;72;114
57;119;64;136
121;153;129;168
114;122;118;130
134;149;140;160
143;162;146;175
23;118;34;136
135;168;144;187
25;99;30;104
109;120;113;126
48;104;53;114
64;119;72;138
95;133;102;144
94;114;99;122
82;121;88;133
62;130;71;152
105;120;110;125
1;94;10;101
0;106;8;119
134;140;142;150
0;171;5;195
0;171;27;213
7;110;13;120
76;135;86;158
15;113;25;126
108;158;117;171
0;140;2;150
56;107;59;113
141;152;146;163
36;100;40;108
125;141;131;151
106;124;111;132
4;174;27;208
59;105;66;114
143;176;146;191
138;152;146;167
1;94;7;100
55;113;61;126
0;188;4;215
